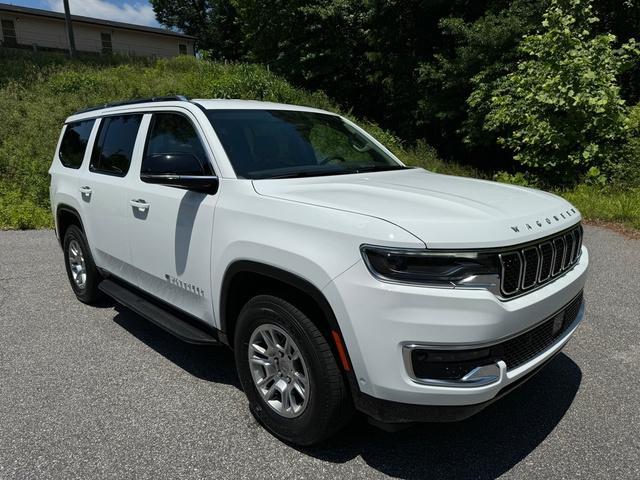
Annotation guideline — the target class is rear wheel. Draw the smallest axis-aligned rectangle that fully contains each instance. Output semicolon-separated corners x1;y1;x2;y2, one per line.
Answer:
63;225;102;304
234;295;353;446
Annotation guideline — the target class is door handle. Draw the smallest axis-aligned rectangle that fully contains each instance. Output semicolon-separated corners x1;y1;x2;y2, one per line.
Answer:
79;186;92;196
130;199;150;211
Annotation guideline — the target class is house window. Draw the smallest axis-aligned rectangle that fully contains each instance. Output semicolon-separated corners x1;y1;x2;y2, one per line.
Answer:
1;19;17;47
179;44;187;55
101;33;112;54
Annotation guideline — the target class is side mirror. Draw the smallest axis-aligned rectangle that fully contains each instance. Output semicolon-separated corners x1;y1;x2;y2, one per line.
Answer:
140;153;218;194
140;173;219;194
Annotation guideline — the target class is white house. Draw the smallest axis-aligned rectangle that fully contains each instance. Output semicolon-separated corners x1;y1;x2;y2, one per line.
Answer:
0;2;195;57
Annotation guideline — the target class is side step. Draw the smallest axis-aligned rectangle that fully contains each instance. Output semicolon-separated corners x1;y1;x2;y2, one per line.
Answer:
99;279;220;345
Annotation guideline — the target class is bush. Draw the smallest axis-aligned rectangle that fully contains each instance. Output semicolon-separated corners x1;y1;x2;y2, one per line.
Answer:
399;140;481;178
493;171;537;187
622;102;640;183
473;0;638;185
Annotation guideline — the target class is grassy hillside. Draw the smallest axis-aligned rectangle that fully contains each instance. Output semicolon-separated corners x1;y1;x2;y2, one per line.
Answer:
0;49;637;231
0;49;460;229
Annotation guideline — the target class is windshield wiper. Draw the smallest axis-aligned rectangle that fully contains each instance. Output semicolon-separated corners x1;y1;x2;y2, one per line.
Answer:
254;164;407;179
345;165;408;174
258;168;347;179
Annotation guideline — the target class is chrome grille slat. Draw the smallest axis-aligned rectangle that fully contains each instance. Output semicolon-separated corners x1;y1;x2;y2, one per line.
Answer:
552;237;565;276
499;225;583;298
499;252;523;296
521;247;540;290
563;233;574;269
538;242;553;282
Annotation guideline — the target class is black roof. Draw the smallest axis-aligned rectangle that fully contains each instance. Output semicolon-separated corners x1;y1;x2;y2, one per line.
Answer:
0;2;195;39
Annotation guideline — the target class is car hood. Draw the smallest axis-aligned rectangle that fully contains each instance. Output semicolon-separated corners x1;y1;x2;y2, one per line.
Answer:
252;168;581;248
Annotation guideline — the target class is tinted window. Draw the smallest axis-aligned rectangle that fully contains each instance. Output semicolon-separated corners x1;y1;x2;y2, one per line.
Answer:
90;115;142;176
142;113;210;175
205;110;403;179
59;120;95;169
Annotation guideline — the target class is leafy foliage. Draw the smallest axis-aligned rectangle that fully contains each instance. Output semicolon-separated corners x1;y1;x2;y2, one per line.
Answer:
416;0;546;161
150;0;244;59
475;0;638;183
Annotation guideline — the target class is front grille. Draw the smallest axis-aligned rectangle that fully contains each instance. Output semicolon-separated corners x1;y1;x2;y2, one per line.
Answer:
499;224;583;298
410;292;584;379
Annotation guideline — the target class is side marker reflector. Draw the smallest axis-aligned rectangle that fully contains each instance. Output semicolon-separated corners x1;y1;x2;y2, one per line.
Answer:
331;330;351;372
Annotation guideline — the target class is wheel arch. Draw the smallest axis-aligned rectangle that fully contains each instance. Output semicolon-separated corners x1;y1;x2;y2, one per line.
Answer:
219;261;351;371
56;204;85;245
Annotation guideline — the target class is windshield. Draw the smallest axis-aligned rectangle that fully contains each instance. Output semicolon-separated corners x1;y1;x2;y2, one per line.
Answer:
205;109;405;179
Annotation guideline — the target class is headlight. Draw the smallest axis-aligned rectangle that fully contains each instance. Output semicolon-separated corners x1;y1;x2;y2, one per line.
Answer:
361;245;501;291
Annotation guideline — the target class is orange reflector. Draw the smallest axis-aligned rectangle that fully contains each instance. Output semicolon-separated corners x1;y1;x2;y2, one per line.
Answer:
331;330;351;372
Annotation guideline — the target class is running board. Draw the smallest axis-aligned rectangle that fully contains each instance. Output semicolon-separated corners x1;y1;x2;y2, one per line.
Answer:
99;279;220;345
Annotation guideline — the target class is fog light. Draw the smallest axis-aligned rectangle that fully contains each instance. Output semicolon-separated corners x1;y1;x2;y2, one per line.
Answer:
411;348;492;380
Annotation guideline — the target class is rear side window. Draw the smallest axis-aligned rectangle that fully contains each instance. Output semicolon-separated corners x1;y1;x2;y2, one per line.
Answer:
59;120;95;169
90;114;142;176
142;113;210;175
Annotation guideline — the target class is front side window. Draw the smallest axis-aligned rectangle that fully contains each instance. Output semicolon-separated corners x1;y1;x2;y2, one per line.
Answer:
179;44;187;55
205;110;404;179
142;113;210;175
59;119;95;169
90;114;142;176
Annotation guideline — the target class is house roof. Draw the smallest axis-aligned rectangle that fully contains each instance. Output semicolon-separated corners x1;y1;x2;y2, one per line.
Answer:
0;2;195;40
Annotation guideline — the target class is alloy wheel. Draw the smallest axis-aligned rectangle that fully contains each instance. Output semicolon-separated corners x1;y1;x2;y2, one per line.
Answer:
248;323;310;418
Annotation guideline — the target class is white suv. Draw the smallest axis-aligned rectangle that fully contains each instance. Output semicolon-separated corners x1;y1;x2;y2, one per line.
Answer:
50;96;589;445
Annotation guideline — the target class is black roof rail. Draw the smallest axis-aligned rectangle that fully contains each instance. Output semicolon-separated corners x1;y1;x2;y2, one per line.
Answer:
73;95;190;115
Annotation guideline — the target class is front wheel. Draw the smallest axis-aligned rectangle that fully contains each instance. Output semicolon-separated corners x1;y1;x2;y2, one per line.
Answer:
234;295;353;446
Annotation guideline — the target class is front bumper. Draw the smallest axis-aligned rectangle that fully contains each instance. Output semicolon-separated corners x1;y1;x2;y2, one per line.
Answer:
323;246;588;412
354;347;565;424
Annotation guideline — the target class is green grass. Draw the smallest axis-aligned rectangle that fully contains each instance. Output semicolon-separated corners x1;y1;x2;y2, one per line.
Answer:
0;51;338;229
562;185;640;230
0;48;637;231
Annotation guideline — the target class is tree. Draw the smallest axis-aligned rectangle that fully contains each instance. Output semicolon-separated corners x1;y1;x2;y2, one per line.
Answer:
150;0;244;59
415;0;545;164
230;1;369;110
473;0;638;183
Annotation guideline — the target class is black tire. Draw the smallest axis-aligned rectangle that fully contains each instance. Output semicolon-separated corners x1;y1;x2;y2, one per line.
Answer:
234;295;353;446
62;225;102;304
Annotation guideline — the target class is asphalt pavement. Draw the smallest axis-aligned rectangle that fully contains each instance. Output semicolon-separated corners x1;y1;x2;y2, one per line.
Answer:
0;226;638;479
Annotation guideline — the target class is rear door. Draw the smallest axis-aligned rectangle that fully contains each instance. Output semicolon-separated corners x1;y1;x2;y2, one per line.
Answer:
77;114;144;276
124;111;219;323
51;118;96;236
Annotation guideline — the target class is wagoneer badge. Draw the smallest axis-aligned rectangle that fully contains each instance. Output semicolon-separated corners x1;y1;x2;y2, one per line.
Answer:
510;208;577;233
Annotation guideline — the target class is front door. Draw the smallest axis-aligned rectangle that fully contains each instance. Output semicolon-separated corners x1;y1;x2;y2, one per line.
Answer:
125;111;219;324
